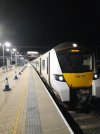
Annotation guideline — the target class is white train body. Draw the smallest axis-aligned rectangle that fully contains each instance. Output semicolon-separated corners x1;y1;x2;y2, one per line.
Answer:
33;49;70;102
32;42;100;104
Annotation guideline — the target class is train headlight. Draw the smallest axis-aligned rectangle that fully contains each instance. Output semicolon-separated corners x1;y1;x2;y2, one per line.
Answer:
72;43;78;47
94;74;98;79
59;76;64;81
53;74;65;82
93;73;99;80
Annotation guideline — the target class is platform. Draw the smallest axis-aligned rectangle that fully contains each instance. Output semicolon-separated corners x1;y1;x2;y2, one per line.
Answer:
0;64;73;134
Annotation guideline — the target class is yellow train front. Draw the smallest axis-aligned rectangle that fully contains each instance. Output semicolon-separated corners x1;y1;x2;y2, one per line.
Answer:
53;42;95;107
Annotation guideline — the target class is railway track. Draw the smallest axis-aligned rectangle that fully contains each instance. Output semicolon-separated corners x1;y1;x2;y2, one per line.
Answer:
68;108;100;134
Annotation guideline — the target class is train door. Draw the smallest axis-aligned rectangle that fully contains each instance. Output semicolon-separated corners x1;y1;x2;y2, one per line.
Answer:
40;58;41;75
46;57;49;82
47;52;50;85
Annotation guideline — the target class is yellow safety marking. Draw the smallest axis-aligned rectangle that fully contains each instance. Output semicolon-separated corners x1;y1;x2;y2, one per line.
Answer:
13;73;28;134
12;88;27;134
63;72;93;88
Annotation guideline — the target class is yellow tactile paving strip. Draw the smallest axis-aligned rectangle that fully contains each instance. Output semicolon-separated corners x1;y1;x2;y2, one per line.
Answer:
0;66;29;134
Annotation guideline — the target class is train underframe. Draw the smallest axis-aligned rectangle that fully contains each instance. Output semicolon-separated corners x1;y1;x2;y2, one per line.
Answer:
65;87;93;109
66;88;100;111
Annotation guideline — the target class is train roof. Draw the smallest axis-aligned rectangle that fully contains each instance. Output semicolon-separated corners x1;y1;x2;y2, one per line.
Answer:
54;42;92;51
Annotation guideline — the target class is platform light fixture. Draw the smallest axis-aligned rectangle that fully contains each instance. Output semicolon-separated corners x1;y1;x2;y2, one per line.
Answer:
5;42;11;47
6;48;15;66
6;48;10;52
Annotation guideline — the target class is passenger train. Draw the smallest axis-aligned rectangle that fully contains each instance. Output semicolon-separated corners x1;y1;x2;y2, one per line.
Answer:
32;42;100;107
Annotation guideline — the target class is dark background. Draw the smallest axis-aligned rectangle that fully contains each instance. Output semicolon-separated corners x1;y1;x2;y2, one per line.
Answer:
0;1;100;53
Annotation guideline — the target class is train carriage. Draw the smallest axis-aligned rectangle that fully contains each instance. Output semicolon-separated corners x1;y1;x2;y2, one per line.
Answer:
32;42;100;107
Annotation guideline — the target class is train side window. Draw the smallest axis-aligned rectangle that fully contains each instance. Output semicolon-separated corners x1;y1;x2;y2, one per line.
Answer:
42;60;45;70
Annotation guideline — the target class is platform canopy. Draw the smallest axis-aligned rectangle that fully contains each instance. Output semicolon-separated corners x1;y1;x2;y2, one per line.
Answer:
27;51;39;60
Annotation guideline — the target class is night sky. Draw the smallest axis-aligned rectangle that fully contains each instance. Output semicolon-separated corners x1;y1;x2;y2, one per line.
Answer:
0;1;100;52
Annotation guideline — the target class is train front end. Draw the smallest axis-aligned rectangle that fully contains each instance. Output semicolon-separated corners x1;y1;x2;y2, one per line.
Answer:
56;43;94;106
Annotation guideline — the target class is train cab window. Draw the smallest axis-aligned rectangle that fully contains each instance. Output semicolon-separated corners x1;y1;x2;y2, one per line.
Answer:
83;55;92;70
42;60;45;70
56;49;93;73
70;54;92;71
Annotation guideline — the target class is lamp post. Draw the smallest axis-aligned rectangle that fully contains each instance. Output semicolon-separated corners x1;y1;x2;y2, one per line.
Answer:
15;51;19;66
3;44;4;69
6;48;16;66
2;42;11;72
